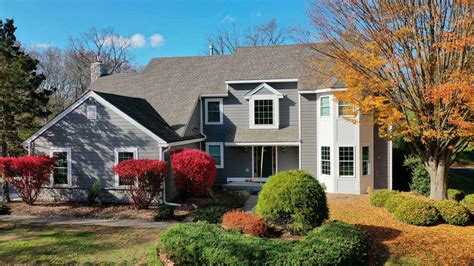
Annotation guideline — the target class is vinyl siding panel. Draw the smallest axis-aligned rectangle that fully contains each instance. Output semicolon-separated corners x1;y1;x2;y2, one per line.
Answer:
183;100;201;137
373;125;389;189
300;94;317;176
278;146;299;171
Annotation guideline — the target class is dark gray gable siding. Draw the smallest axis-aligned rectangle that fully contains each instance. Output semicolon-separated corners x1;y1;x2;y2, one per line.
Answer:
183;100;201;137
300;94;317;176
32;100;161;189
373;125;390;189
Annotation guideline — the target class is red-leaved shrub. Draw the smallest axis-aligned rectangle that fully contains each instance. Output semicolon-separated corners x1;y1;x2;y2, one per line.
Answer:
222;210;268;236
112;159;167;209
0;155;55;205
171;149;216;196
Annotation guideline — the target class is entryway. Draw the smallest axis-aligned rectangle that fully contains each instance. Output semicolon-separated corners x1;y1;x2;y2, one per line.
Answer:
253;146;276;178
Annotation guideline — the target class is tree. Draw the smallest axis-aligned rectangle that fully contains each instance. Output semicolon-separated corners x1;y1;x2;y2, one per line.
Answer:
309;0;472;200
208;18;295;55
0;19;51;202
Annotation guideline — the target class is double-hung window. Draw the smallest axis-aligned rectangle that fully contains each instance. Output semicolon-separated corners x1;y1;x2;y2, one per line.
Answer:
254;99;273;125
205;98;223;125
249;96;280;129
339;147;354;177
51;148;71;187
114;148;138;187
338;101;351;117
362;146;370;175
206;142;223;168
320;96;330;117
321;146;331;175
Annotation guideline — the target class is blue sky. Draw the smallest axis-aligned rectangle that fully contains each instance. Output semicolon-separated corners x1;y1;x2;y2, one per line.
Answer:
0;0;310;66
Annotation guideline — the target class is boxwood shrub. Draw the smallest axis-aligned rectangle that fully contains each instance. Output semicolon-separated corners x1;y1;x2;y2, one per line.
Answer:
157;221;368;265
394;198;440;226
461;194;474;215
369;189;400;207
447;189;465;202
255;170;328;235
433;200;471;226
384;194;411;213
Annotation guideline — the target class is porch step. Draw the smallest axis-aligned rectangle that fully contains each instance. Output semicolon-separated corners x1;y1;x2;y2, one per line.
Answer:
222;181;264;192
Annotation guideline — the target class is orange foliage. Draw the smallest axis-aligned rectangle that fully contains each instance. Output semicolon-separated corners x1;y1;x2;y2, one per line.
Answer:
222;210;268;236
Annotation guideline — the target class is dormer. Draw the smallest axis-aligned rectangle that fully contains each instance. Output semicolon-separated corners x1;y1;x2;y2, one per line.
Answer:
245;83;284;129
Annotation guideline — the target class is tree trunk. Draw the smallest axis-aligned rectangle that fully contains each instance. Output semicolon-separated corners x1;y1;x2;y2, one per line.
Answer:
426;155;450;201
1;140;10;203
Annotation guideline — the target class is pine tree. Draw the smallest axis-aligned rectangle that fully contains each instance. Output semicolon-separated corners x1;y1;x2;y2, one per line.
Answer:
0;18;51;202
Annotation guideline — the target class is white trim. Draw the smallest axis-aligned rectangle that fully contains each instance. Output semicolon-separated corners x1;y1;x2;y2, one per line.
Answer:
225;78;297;84
114;147;138;188
167;137;206;146
22;91;168;147
388;140;393;190
298;88;347;94
249;95;280;129
204;98;223;125
225;142;300;147
337;145;356;178
298;94;302;169
200;93;228;97
50;147;72;188
251;146;255;178
244;83;284;99
205;142;224;168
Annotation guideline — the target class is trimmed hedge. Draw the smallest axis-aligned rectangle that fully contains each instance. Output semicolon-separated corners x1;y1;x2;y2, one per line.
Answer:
384;194;411;213
157;221;368;265
394;198;440;226
447;189;465;202
369;189;400;207
461;194;474;214
255;170;328;235
189;205;230;224
433;200;471;226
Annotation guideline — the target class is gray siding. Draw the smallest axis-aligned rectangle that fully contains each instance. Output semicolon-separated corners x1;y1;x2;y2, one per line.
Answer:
216;147;252;184
300;94;317;176
183;100;201;137
278;146;299;171
32;100;161;192
373;125;389;189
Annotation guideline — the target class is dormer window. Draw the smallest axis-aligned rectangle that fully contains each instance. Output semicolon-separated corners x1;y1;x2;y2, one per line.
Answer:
87;105;97;120
245;83;283;129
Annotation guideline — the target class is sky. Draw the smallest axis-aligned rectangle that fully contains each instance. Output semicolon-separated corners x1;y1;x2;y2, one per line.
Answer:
0;0;311;66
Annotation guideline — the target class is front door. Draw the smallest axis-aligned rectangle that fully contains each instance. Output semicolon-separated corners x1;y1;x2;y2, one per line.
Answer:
253;146;276;177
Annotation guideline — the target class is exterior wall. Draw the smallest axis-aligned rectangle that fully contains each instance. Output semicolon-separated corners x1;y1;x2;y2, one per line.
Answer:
219;147;252;183
183;100;201;137
31;99;162;203
300;94;317;176
277;146;299;171
359;114;374;193
373;125;390;189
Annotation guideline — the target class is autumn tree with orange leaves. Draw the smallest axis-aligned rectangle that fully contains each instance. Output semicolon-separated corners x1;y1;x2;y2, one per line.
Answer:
309;0;472;200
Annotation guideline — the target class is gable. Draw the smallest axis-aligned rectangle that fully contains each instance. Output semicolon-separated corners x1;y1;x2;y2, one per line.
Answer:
244;83;284;99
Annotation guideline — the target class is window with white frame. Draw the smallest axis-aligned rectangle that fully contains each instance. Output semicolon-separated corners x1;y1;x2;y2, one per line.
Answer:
249;96;280;129
320;96;330;117
338;101;351;117
205;98;223;125
51;148;71;186
87;105;97;119
339;147;354;177
206;142;223;168
114;148;138;186
362;146;370;175
321;146;331;175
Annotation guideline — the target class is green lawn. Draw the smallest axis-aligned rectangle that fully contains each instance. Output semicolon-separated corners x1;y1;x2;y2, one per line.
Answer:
449;168;474;195
0;222;163;265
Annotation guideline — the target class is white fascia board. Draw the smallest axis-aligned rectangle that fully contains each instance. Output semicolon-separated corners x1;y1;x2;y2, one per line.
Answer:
200;93;229;97
225;78;298;84
298;88;348;94
244;83;284;99
225;141;300;147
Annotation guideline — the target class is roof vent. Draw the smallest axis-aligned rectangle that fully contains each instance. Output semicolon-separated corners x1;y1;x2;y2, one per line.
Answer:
209;44;218;56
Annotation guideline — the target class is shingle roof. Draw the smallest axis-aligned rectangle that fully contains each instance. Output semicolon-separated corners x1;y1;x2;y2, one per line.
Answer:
90;44;341;138
225;127;299;143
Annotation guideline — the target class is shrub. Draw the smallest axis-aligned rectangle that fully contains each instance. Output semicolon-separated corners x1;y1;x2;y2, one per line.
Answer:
222;210;268;236
447;189;465;202
225;190;250;208
433;200;471;226
112;159;167;209
0;202;11;215
384;194;411;213
461;194;474;214
190;205;230;224
394;198;440;226
157;221;368;265
171;149;216;197
369;189;400;207
404;155;430;196
0;156;55;205
154;205;175;221
255;170;328;235
87;180;101;204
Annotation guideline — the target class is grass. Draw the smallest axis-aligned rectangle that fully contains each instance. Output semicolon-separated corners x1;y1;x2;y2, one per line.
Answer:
0;222;163;264
328;194;474;265
449;168;474;195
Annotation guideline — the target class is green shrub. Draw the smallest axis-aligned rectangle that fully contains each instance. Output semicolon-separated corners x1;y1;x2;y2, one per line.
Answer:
225;190;250;208
157;221;368;265
433;200;471;226
461;194;474;214
447;189;465;202
404;155;430;196
189;205;230;224
394;198;440;226
369;189;400;207
384;194;411;213
154;205;175;221
255;170;328;235
87;180;101;204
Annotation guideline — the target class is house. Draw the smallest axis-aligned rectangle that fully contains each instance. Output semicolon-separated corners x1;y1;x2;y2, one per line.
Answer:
23;44;392;203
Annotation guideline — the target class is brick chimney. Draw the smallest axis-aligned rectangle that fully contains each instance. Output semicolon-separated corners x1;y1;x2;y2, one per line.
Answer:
90;60;106;84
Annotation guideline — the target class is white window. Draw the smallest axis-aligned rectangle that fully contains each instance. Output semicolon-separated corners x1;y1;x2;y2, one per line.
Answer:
338;101;351;117
87;105;97;120
205;98;223;125
206;142;224;168
339;146;354;177
321;146;331;175
320;96;330;117
362;146;370;175
114;148;138;187
50;148;72;187
249;96;280;129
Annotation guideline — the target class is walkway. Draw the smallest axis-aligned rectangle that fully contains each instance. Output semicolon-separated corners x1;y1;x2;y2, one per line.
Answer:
0;215;176;229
